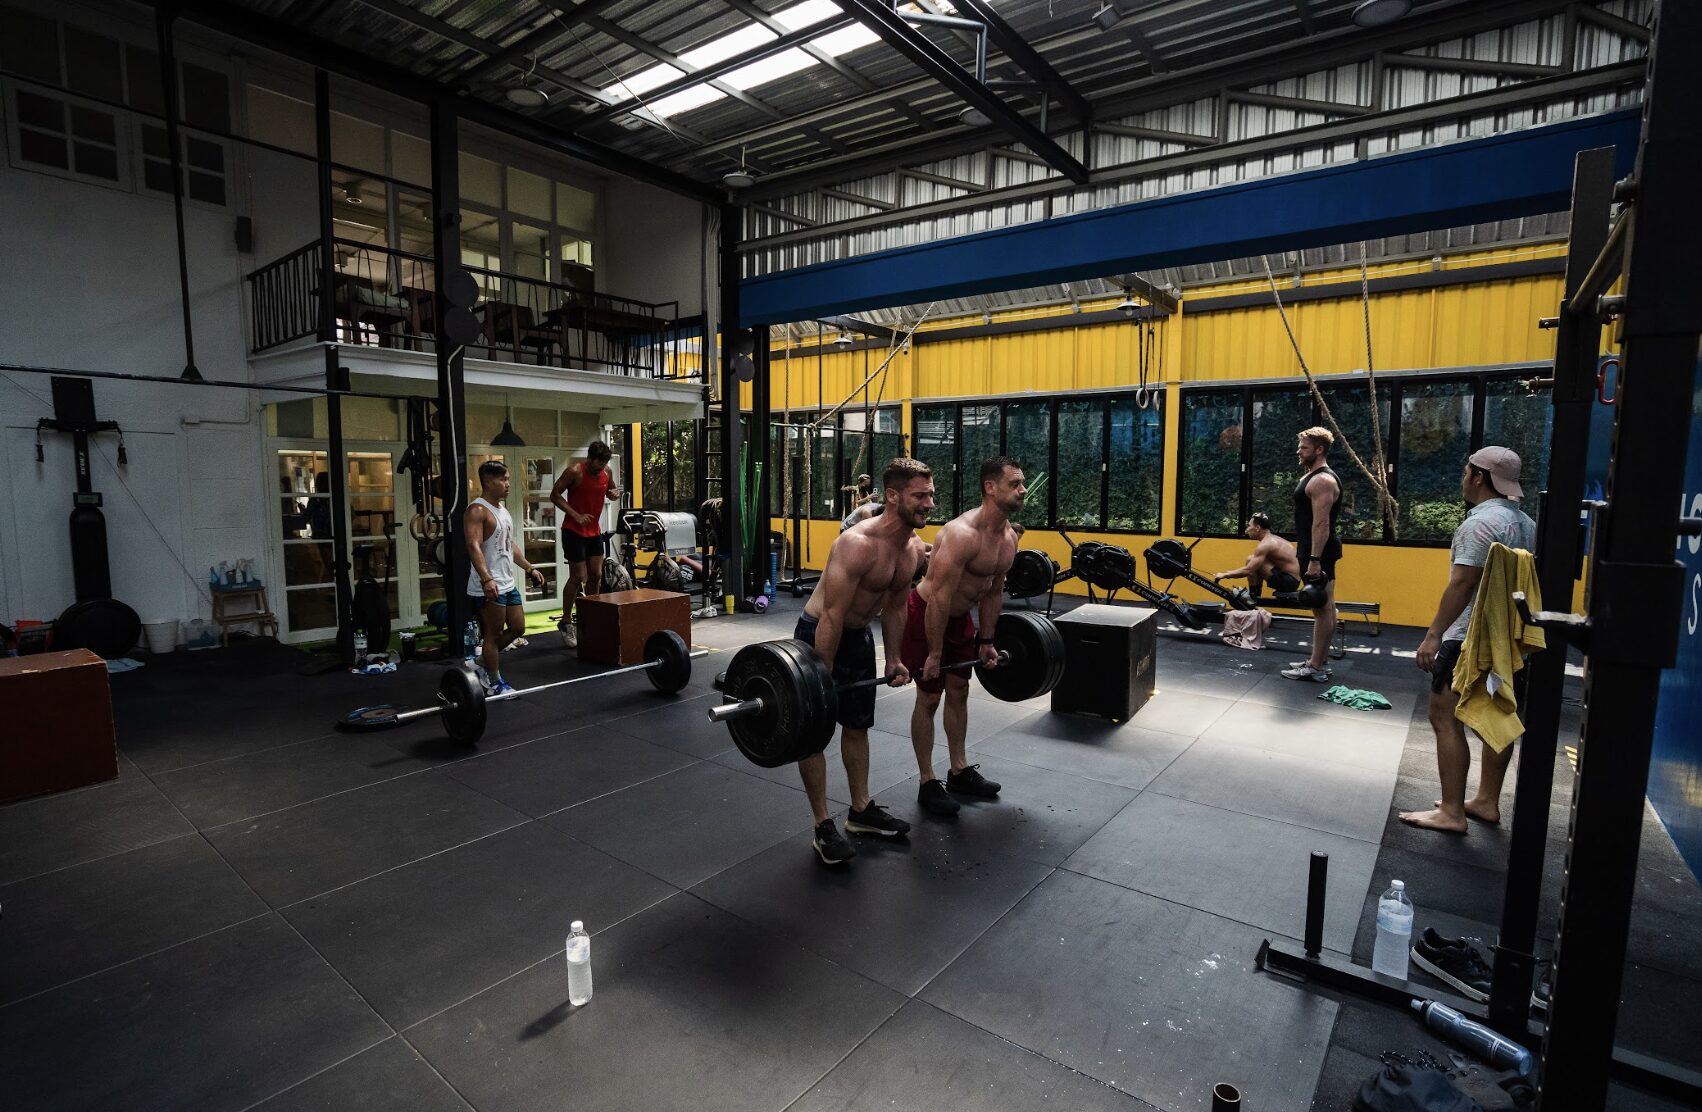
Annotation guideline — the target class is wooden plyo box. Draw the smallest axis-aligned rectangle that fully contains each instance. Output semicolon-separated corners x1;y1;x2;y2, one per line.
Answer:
576;588;691;666
0;648;118;804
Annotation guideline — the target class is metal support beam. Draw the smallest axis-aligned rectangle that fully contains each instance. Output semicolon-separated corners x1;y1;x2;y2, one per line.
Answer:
1380;51;1565;78
836;0;1088;183
750;203;817;227
430;99;472;657
1108;272;1179;314
815;315;897;342
1124;23;1169;74
1225;88;1372;115
897;166;984;192
1575;3;1652;43
1092;121;1217;146
315;68;355;666
950;0;1092;121
718;204;745;605
155;4;199;382
822;187;896;211
450;0;623;88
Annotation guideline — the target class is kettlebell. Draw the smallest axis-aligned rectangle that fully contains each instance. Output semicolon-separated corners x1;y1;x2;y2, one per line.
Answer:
1296;577;1328;609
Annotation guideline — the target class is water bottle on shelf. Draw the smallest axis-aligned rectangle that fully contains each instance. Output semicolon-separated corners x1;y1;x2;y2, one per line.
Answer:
353;629;367;662
768;552;779;599
1413;1000;1534;1075
1371;879;1413;979
566;920;593;1006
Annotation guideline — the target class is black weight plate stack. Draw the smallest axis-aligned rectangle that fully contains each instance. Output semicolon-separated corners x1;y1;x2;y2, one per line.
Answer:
720;640;837;768
53;598;143;661
1005;548;1058;599
338;705;404;732
643;629;692;693
975;611;1066;702
1143;540;1192;580
439;666;487;745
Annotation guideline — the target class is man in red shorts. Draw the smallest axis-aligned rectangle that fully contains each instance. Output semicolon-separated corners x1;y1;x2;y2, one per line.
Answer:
550;440;622;649
901;455;1023;817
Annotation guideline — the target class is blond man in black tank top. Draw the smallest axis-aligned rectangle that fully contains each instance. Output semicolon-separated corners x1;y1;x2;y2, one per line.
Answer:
1283;427;1342;682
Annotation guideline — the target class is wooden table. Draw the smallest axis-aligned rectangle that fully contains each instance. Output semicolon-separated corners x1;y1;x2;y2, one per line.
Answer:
575;588;691;666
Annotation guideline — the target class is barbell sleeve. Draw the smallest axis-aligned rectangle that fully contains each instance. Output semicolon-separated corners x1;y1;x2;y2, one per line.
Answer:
708;698;764;722
486;648;709;705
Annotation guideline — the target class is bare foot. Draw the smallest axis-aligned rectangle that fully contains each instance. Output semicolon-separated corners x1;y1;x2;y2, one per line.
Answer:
1400;808;1468;834
1432;799;1502;824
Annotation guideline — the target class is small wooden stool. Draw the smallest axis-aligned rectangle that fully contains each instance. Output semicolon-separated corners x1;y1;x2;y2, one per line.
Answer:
576;588;691;666
212;585;279;646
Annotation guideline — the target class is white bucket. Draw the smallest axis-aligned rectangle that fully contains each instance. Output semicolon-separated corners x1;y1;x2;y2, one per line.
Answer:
143;619;180;654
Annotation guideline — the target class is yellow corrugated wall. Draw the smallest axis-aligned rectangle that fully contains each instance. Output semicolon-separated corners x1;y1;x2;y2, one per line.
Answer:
730;243;1577;628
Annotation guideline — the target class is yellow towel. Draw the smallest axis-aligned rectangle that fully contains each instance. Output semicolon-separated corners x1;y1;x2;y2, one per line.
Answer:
1453;543;1546;752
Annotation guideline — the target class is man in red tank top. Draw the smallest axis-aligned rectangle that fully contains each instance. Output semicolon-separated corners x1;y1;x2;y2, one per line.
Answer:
549;440;623;649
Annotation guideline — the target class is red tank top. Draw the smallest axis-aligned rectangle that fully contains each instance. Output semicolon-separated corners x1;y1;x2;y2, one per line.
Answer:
564;462;609;537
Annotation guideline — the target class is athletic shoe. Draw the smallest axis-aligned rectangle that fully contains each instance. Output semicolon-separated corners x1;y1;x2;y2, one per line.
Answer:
488;679;517;697
1531;960;1551;1014
1410;928;1493;1003
472;661;492;689
503;636;529;651
812;819;856;864
918;778;961;816
1281;662;1334;683
559;622;578;649
947;764;1002;798
846;800;911;837
1287;660;1333;672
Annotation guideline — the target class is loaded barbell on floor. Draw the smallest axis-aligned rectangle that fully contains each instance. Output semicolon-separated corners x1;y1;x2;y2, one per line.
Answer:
706;611;1067;768
337;630;704;746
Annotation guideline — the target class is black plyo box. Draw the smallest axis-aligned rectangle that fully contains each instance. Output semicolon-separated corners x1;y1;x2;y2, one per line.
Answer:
1050;604;1157;722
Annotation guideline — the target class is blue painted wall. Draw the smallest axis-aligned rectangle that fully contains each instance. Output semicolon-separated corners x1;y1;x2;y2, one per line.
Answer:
1650;352;1702;884
740;110;1641;327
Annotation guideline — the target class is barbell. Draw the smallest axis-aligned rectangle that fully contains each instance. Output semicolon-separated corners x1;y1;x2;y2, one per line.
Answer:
337;629;702;746
706;611;1067;768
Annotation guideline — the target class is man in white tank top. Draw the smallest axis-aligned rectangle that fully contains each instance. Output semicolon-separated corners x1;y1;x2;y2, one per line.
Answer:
466;460;545;694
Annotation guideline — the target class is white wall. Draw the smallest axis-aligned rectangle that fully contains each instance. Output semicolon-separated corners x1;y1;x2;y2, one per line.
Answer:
0;155;269;629
598;179;707;317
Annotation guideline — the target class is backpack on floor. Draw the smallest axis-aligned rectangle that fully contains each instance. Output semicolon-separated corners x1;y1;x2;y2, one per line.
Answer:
1356;1066;1486;1112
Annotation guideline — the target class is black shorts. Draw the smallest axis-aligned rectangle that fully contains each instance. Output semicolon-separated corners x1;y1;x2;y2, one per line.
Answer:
1266;569;1301;594
1431;639;1531;707
561;531;603;563
794;614;877;731
1296;538;1341;584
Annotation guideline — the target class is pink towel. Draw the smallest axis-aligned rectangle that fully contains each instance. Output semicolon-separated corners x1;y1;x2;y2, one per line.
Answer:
1219;608;1273;650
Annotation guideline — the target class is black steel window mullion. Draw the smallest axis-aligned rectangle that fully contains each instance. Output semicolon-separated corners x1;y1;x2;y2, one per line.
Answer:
952;403;963;516
1470;375;1487;450
1048;400;1059;528
1100;400;1112;532
1384;381;1404;543
1239;388;1255;532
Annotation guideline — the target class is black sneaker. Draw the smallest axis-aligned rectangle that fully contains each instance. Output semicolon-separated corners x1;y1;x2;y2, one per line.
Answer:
946;764;1001;798
846;800;911;837
812;819;857;865
1410;928;1492;1002
918;778;961;816
1531;960;1551;1014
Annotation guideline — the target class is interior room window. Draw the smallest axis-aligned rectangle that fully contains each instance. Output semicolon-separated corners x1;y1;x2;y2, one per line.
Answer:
810;421;837;520
1482;378;1552;503
958;404;1000;515
1315;383;1395;542
556;181;595;231
460;152;501;208
0;7;62;84
1056;399;1105;528
246;84;315;155
10;86;123;182
63;25;122;102
1107;396;1164;533
1397;379;1475;542
1003;400;1051;530
1179;391;1245;536
913;405;955;523
1248;387;1313;537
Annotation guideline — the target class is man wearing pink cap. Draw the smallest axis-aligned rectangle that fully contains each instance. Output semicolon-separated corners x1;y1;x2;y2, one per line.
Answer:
1401;446;1536;834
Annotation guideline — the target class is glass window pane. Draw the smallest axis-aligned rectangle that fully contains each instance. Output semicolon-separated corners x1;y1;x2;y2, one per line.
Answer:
1249;387;1314;538
64;26;123;102
16;89;65;131
125;46;163;115
460;152;501;207
180;63;230;131
512;222;551;283
671;421;697;512
68;104;115;143
186;136;221;170
508;167;551;219
958;405;1000;515
840;429;871;505
1056;400;1104;528
392;130;430;187
1482;379;1552;503
1397;380;1474;542
1316;383;1395;542
19;129;69;169
811;425;837;520
1003;400;1051;529
286;586;337;631
245;84;312;155
1108;398;1164;532
72;141;118;180
1179;391;1244;536
330;110;385;174
913;405;955;524
283;541;332;584
641;421;669;509
188;170;225;205
556;181;595;230
2;8;62;84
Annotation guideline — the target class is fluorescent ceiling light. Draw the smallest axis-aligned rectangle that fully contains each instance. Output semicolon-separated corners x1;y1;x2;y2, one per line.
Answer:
1352;0;1412;27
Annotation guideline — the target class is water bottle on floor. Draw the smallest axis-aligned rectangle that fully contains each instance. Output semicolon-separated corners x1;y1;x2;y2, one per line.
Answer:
566;920;593;1006
1413;1000;1534;1075
353;629;367;662
1372;880;1413;979
463;620;479;661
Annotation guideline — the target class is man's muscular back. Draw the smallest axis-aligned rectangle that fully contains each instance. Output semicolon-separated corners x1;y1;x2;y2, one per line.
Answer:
919;507;1017;617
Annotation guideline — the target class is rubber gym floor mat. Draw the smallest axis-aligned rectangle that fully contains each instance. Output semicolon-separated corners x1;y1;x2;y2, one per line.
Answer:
0;914;389;1112
440;725;696;819
1198;701;1407;774
202;770;527;907
1147;738;1397;843
690;818;1052;997
601;689;760;760
970;719;1194;791
407;892;905;1112
0;759;192;885
0;834;266;1008
283;821;674;1029
1119;688;1237;737
791;999;1155;1112
708;725;932;799
245;1037;468;1112
1063;791;1380;952
920;869;1336;1112
544;761;818;889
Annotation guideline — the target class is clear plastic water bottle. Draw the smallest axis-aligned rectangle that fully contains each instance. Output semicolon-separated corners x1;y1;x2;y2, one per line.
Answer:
463;620;479;661
353;629;367;661
566;920;592;1005
1372;879;1413;979
1413;1000;1534;1075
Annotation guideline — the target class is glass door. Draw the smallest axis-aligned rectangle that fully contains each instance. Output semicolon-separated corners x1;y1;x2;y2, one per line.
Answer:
521;455;561;605
274;447;405;639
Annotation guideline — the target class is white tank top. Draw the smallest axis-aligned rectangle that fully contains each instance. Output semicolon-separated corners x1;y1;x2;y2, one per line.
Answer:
467;497;516;594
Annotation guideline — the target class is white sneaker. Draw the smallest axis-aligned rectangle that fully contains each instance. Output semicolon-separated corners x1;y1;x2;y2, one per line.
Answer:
1281;662;1334;683
1287;659;1333;672
559;622;578;649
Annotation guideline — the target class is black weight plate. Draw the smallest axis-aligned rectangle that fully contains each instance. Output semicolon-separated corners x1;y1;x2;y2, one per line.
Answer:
721;640;836;768
1005;549;1057;599
439;666;486;745
338;705;404;732
1143;540;1192;580
53;598;143;661
975;611;1063;702
643;629;692;693
441;267;480;309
